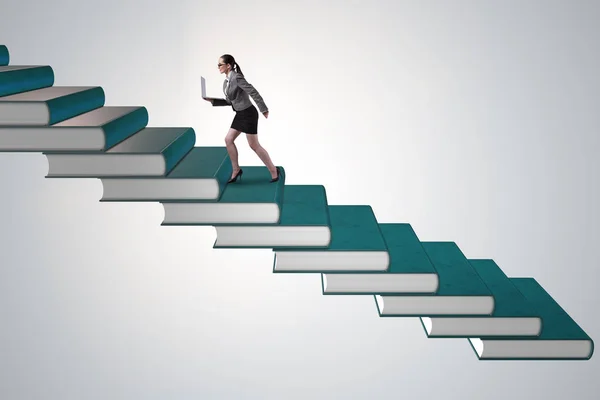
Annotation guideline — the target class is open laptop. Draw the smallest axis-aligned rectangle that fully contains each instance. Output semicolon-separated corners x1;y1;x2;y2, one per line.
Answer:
201;76;225;101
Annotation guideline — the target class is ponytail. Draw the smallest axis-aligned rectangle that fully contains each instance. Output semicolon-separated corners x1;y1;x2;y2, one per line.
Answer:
234;62;243;76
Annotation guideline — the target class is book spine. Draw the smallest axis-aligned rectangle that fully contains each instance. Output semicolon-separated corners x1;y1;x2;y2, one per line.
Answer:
102;107;149;149
273;166;286;221
0;45;8;66
0;65;54;97
213;151;232;200
161;128;196;175
45;87;106;125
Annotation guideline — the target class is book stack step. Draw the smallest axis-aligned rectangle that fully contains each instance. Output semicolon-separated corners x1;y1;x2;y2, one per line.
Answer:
0;105;149;152
320;223;438;294
468;278;594;360
421;259;542;338
161;166;285;225
101;147;232;202
213;184;331;249
273;205;389;273
43;126;195;178
0;86;105;127
376;242;495;317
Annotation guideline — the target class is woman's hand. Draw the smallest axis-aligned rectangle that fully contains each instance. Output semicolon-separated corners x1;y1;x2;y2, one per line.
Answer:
203;98;213;104
263;111;269;118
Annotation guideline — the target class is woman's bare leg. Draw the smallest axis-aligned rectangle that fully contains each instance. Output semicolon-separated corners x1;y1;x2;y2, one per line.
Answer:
225;128;242;178
246;134;277;178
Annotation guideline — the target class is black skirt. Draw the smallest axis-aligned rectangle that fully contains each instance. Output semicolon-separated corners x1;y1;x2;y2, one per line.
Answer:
231;104;259;134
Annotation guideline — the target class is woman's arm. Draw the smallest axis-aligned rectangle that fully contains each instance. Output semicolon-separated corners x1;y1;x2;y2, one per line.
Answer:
203;98;230;106
236;74;268;114
211;98;230;106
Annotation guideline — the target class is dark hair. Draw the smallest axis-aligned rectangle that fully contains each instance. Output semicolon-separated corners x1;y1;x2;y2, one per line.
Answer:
220;54;243;76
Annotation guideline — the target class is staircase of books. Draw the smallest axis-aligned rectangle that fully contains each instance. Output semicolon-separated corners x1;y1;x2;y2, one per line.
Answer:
0;44;594;361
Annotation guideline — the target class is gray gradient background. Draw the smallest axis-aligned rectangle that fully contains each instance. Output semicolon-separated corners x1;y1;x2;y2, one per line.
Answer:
1;0;599;398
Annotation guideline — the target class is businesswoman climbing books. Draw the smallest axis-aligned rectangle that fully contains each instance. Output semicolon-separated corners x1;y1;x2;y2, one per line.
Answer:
204;54;281;183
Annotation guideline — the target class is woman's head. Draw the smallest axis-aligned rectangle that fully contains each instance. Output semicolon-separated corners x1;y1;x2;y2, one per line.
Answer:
218;54;243;76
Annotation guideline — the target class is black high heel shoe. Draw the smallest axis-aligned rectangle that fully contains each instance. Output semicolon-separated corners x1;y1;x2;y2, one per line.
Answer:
228;168;243;183
270;167;281;183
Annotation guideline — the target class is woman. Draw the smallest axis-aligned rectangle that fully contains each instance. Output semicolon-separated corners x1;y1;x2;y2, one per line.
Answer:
204;54;280;183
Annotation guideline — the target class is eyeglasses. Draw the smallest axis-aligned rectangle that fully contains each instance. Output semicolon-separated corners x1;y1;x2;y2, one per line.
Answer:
217;63;226;67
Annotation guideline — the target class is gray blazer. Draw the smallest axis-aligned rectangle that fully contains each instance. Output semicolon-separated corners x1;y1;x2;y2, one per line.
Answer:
212;71;268;113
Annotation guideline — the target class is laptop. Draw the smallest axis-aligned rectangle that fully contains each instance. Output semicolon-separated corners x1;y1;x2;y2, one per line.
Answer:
201;76;225;101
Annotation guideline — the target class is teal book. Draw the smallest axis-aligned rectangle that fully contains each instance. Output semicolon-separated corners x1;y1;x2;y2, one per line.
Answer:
277;185;329;226
44;127;195;178
161;166;285;225
468;277;594;360
100;146;232;202
20;106;150;154
0;65;54;97
212;166;285;210
0;86;105;126
272;205;389;273
421;259;542;338
375;242;494;317
320;223;438;294
0;45;9;66
213;184;330;249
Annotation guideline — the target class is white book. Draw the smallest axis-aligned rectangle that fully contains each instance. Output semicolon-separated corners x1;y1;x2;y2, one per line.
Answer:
468;338;593;360
273;250;389;272
321;273;439;294
214;225;331;248
163;202;281;225
101;178;222;202
421;316;542;337
375;294;495;316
